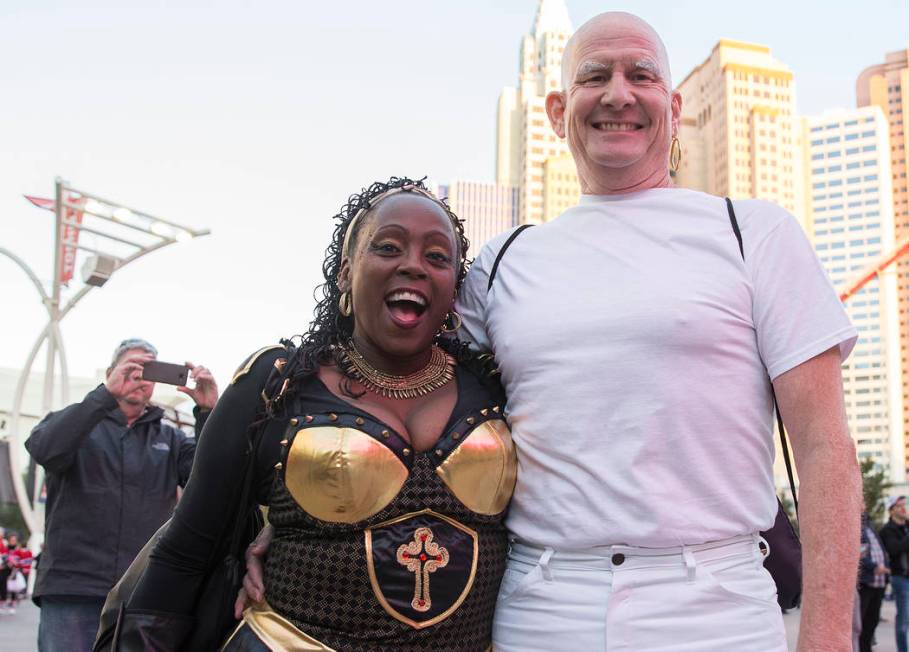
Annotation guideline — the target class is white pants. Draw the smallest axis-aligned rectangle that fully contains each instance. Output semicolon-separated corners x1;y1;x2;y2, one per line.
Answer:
492;534;787;652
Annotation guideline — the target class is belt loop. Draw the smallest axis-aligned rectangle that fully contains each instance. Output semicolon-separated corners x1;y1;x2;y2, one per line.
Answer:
540;548;554;582
753;532;770;567
682;546;696;583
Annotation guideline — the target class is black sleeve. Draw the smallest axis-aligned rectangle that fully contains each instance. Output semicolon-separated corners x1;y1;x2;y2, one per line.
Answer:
174;430;197;488
127;348;286;614
24;384;118;473
172;406;211;486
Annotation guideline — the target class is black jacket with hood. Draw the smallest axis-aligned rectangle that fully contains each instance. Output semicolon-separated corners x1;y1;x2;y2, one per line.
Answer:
25;384;207;601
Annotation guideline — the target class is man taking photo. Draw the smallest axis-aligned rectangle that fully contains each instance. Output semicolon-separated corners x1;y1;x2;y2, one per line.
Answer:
25;338;218;652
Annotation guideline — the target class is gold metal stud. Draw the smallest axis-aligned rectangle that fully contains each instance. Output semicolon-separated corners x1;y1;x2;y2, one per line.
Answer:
435;449;444;456
289;418;299;426
403;448;411;456
452;432;461;440
466;417;475;425
381;430;390;438
274;462;283;470
280;439;289;446
329;413;338;422
305;415;314;423
492;405;500;413
480;409;489;417
355;417;365;426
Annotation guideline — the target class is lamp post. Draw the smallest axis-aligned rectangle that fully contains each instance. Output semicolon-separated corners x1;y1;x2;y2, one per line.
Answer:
1;177;210;540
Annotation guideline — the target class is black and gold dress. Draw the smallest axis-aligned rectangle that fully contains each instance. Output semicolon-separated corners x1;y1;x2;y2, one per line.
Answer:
127;346;516;652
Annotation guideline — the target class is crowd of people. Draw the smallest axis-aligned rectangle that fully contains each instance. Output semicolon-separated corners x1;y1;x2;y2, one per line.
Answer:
14;10;870;652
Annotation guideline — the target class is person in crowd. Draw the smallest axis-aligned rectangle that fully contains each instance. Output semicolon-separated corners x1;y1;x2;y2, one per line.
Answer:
243;12;862;650
4;533;31;614
0;530;10;614
881;495;909;652
859;510;889;652
110;177;515;651
25;339;218;652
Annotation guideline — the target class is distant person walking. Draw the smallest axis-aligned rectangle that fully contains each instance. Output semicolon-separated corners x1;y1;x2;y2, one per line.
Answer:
25;338;219;652
881;495;909;652
859;510;890;652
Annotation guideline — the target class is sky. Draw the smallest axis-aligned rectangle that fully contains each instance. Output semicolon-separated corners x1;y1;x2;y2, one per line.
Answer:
2;0;908;401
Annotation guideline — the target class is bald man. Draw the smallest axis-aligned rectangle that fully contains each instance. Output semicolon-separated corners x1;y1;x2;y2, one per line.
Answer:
456;11;860;652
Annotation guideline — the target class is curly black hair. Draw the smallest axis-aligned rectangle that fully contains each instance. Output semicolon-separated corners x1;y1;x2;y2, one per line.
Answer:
280;176;496;399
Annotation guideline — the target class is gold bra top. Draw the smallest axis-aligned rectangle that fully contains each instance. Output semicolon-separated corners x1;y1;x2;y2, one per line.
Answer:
280;406;517;524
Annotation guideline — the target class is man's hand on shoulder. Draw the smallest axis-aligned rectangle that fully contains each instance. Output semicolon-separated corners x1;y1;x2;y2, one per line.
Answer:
105;353;155;400
177;362;220;410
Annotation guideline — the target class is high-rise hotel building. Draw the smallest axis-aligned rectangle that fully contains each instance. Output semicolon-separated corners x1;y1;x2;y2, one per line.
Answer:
438;181;519;256
674;40;805;225
496;0;576;224
806;106;905;481
857;48;909;458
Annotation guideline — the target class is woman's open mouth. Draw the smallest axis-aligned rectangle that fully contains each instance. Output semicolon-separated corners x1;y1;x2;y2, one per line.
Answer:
385;289;428;329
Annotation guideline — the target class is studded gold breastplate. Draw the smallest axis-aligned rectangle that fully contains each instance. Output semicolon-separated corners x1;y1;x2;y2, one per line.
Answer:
262;367;513;650
281;407;516;524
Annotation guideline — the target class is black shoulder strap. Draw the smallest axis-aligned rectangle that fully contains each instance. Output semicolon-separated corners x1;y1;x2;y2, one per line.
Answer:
487;224;534;292
725;197;744;260
725;198;798;514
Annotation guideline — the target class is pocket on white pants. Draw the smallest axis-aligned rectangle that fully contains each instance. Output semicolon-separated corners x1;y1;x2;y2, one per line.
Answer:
698;551;780;608
497;556;543;604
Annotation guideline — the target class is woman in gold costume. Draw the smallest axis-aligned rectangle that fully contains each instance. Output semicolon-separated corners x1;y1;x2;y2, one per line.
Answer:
116;177;517;651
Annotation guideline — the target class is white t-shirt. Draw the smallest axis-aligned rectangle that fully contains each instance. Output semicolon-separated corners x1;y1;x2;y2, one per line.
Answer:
456;188;857;549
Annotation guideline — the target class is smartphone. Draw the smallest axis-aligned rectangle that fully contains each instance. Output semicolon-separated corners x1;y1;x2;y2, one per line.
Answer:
141;360;189;386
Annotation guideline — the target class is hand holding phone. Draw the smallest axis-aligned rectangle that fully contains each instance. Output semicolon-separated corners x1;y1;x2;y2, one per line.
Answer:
176;361;220;410
106;352;156;399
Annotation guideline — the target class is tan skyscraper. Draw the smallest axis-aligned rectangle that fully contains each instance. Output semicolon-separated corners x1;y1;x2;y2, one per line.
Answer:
857;47;909;455
674;40;805;223
542;154;581;221
496;0;576;224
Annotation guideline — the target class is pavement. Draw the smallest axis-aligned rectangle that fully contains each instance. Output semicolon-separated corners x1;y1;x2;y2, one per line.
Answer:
3;599;40;652
0;598;901;651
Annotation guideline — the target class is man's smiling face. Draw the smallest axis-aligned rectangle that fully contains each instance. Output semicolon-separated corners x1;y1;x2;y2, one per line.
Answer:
549;13;681;192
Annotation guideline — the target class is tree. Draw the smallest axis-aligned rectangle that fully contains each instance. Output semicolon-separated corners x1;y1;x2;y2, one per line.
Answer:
0;502;28;540
861;457;892;528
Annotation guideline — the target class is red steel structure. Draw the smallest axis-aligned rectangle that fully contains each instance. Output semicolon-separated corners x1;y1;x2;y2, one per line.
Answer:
839;236;909;302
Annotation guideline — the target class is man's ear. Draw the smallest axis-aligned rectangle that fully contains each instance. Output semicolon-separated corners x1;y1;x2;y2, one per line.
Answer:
670;90;682;135
546;90;568;139
337;258;351;293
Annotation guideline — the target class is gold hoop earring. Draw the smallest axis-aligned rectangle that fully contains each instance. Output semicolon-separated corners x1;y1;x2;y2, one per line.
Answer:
439;311;463;333
338;291;352;317
670;136;682;173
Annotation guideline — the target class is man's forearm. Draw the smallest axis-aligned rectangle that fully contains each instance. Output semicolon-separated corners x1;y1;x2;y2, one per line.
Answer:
795;437;862;652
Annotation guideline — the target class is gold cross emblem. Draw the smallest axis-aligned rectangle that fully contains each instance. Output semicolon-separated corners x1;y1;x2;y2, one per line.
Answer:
396;527;450;612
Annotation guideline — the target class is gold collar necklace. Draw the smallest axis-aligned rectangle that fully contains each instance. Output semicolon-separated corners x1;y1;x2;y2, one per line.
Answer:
339;342;455;400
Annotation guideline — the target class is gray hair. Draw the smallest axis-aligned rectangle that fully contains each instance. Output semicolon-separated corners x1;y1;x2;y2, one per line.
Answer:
110;338;157;367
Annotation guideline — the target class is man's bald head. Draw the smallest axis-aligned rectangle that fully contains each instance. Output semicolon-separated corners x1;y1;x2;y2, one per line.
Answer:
561;12;672;91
